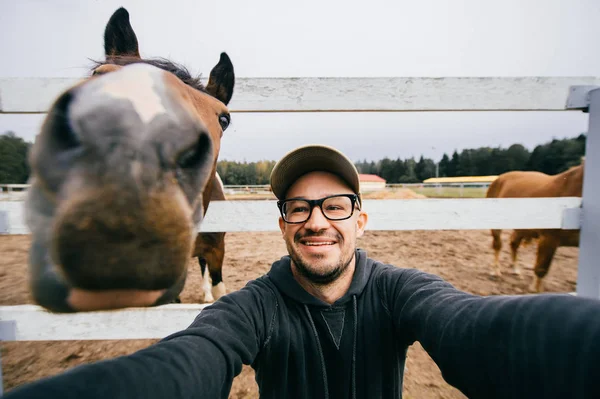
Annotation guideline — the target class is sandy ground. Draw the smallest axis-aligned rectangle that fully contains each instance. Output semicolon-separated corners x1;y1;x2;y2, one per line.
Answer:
0;226;578;398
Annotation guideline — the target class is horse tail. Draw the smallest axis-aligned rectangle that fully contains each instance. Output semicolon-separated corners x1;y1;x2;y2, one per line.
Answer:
486;176;503;199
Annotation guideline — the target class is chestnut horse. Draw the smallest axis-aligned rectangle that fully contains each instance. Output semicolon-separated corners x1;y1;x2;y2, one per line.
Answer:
486;163;583;292
25;7;234;312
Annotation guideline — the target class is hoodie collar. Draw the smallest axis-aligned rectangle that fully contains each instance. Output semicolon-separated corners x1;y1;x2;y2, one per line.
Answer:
267;248;374;307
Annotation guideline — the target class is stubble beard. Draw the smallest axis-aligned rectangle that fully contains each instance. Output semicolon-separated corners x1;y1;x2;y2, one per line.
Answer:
287;232;355;285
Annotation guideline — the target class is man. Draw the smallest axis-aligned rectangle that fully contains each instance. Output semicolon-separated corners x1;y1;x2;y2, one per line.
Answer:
5;144;600;399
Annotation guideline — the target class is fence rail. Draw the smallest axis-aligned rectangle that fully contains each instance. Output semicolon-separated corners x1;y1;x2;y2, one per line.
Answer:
0;184;29;192
0;182;490;193
0;197;583;234
0;304;207;341
2;77;600;113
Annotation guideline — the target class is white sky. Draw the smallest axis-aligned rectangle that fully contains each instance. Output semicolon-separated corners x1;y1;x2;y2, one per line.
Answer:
1;0;599;162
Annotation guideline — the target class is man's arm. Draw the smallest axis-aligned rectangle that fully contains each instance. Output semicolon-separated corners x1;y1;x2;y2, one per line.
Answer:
386;267;600;399
4;278;276;399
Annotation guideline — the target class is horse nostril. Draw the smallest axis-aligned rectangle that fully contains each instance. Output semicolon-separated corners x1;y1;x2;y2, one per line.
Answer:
48;91;81;152
173;131;214;202
176;131;212;171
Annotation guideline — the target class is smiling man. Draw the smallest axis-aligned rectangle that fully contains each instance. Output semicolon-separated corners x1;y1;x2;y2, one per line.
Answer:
274;161;367;303
6;144;600;399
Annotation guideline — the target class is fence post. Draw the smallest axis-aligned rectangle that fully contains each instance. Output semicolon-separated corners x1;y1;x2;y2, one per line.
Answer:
0;320;17;395
567;86;600;298
0;211;8;235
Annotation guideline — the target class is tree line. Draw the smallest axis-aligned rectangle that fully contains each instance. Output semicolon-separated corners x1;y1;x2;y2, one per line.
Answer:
355;134;585;183
0;131;586;185
0;132;31;184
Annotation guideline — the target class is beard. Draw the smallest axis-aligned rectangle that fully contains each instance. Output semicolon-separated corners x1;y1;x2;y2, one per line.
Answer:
286;231;355;285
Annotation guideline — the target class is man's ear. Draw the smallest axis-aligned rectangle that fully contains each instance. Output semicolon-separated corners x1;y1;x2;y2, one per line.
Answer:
356;211;368;238
279;216;286;236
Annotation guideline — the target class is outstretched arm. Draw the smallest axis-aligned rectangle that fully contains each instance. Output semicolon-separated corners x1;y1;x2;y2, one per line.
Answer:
388;267;600;399
4;279;276;399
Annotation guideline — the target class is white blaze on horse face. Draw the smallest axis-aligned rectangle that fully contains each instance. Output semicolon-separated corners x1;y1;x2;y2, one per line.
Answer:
98;64;167;124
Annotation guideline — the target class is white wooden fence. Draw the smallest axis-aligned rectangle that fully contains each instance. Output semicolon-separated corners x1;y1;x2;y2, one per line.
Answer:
0;77;599;352
3;76;599;113
0;182;491;193
0;184;29;192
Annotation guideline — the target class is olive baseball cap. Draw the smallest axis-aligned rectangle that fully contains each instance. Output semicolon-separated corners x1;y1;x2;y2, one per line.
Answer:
270;144;361;204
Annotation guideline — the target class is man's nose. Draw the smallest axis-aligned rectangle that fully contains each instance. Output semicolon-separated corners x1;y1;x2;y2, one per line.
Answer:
303;206;331;231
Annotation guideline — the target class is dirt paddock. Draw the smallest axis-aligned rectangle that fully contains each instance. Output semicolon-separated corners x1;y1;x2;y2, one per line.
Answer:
0;227;579;398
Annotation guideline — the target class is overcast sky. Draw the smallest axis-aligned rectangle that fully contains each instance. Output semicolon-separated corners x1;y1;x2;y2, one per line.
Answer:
1;0;599;162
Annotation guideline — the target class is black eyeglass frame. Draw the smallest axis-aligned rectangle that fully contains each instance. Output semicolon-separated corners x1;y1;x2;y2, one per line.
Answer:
277;194;360;224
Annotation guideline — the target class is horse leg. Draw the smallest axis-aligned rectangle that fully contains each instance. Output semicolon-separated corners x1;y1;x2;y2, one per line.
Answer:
207;233;226;301
491;229;503;276
199;257;215;303
509;230;525;277
529;234;559;293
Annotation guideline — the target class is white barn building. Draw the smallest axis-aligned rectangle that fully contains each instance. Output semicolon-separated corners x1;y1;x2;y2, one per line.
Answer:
359;174;386;192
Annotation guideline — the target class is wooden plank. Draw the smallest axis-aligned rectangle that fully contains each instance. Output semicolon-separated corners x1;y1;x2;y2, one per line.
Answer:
0;78;82;114
0;197;582;235
3;77;600;113
361;197;582;231
0;184;30;189
0;304;207;341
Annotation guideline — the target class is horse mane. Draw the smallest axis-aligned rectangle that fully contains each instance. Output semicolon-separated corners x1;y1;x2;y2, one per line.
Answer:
91;56;206;93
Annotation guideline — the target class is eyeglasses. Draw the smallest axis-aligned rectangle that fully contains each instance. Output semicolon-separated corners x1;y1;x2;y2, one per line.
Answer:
277;194;360;224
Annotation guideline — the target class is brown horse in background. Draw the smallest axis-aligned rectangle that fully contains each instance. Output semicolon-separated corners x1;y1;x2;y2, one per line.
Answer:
194;172;227;302
25;7;235;312
486;163;583;292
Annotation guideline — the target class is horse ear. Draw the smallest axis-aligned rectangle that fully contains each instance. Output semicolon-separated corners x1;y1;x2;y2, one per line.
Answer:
104;7;140;58
206;53;235;105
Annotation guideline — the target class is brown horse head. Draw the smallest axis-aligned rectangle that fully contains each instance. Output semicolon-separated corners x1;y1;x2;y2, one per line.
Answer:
25;7;234;312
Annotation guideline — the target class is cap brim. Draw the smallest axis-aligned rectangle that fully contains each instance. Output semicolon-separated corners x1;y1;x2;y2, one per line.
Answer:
270;144;361;202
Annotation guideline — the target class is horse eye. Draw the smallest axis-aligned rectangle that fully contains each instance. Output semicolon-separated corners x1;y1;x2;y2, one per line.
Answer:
219;114;230;131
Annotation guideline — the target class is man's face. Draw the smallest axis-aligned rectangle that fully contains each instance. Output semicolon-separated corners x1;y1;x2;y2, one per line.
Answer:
278;171;368;285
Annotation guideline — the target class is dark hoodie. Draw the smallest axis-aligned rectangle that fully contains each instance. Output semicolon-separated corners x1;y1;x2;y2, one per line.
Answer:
5;249;600;399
